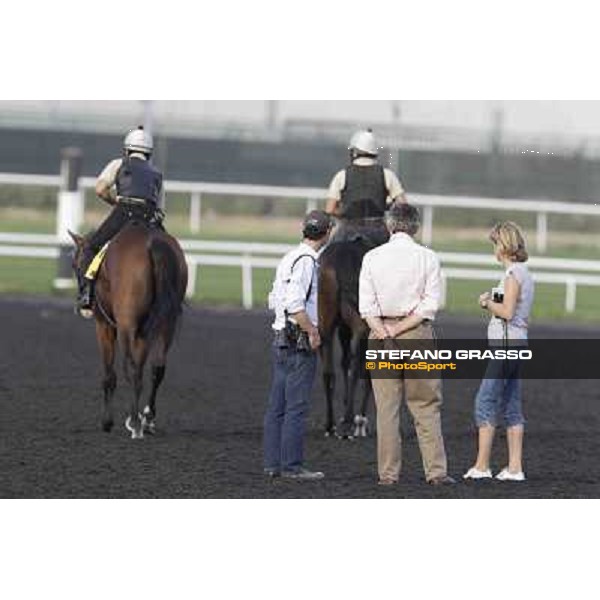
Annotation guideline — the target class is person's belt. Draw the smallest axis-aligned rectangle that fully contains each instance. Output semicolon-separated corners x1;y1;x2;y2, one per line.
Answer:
341;216;385;222
381;316;431;323
118;196;152;206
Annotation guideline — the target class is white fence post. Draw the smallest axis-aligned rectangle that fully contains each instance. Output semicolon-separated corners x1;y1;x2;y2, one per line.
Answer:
536;212;548;254
54;148;83;290
241;255;253;309
190;191;202;233
186;259;197;299
422;205;434;246
440;273;447;308
565;278;577;313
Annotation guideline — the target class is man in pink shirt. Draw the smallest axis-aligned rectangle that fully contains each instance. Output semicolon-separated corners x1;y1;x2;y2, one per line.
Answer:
359;202;455;486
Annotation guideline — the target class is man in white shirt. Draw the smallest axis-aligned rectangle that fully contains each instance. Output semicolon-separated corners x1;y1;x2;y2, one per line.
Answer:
263;210;333;480
325;129;406;246
359;202;455;486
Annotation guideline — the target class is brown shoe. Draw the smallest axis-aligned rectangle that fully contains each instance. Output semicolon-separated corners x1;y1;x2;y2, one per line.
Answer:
378;478;398;486
428;475;456;486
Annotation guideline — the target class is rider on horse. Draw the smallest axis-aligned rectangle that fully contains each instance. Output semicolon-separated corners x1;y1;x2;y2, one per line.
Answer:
325;128;407;246
76;126;164;318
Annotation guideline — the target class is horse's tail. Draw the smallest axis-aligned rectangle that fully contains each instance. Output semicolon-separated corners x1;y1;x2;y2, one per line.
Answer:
325;241;366;309
140;235;184;343
318;260;339;340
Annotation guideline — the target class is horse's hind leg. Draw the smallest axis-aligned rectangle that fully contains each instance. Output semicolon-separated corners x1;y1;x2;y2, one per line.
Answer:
337;325;354;439
354;378;372;438
122;330;149;439
320;338;336;437
142;326;172;434
142;364;164;435
96;320;117;432
340;329;372;439
318;263;339;437
352;335;372;438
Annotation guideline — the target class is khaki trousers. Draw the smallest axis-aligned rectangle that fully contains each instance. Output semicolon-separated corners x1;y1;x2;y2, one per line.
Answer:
371;322;448;482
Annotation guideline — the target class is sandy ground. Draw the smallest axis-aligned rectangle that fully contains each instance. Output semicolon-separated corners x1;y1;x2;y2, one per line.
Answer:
1;296;599;498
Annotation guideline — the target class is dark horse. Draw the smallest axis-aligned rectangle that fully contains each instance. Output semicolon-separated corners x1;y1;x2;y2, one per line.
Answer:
318;223;386;439
69;221;188;439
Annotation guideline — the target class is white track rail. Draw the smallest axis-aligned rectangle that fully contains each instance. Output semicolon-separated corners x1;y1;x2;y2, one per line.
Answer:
2;237;599;312
2;171;600;251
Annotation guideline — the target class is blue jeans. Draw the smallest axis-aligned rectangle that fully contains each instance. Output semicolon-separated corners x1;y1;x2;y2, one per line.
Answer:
474;359;525;428
263;343;317;472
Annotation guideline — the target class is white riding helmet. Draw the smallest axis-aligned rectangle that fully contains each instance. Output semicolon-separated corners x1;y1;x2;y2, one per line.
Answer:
349;129;378;156
123;126;153;155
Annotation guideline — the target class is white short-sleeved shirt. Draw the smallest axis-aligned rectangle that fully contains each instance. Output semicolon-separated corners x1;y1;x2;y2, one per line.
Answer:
487;262;535;340
327;157;405;204
268;243;319;331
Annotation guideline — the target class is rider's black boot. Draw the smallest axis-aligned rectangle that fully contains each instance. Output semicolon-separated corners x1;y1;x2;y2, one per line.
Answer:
76;247;96;318
76;279;94;318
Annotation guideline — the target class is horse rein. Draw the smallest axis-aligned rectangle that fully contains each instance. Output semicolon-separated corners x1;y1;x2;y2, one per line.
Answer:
95;295;117;329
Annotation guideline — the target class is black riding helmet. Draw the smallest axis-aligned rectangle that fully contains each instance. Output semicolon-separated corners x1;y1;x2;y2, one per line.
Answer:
302;210;333;240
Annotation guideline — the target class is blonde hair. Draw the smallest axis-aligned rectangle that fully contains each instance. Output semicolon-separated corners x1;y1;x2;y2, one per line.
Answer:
489;221;529;262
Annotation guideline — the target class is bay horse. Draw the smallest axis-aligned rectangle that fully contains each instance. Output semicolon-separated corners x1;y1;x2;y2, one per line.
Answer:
69;220;188;439
318;218;388;439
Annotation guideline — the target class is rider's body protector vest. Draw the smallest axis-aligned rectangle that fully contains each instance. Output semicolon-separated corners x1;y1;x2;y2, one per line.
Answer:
339;164;387;219
116;156;162;205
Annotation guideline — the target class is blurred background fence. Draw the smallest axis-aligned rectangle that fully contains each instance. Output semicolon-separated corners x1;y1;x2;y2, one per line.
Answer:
2;173;600;319
1;100;599;321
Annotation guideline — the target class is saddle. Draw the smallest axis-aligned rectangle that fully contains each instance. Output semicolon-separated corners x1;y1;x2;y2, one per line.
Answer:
331;218;389;247
120;200;165;230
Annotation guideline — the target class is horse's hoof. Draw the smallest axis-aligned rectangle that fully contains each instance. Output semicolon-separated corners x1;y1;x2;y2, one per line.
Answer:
336;421;355;440
101;420;113;432
142;407;156;434
142;420;156;435
353;415;369;438
324;427;337;438
125;415;144;438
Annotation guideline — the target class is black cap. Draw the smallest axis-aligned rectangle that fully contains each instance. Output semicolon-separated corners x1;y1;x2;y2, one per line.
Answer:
302;210;332;239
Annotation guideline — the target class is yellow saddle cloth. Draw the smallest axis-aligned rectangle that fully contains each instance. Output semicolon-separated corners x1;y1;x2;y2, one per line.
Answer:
84;243;109;281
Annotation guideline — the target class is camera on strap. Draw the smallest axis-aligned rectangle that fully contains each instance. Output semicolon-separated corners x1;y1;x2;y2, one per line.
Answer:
284;312;311;353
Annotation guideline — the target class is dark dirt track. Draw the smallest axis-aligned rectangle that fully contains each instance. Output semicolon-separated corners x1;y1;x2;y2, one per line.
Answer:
1;296;599;498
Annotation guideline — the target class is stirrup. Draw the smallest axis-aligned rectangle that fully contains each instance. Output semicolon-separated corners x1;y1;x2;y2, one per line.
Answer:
77;298;94;319
78;307;94;319
76;292;94;319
